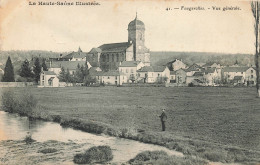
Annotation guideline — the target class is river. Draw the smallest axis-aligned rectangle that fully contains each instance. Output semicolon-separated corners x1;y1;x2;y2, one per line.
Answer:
0;111;183;164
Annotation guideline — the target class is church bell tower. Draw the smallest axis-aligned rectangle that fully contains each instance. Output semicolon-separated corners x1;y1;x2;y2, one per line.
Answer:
128;13;148;63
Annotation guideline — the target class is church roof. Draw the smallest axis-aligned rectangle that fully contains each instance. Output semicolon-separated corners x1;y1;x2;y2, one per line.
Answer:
98;42;131;53
128;13;144;28
128;13;145;29
137;66;167;72
89;48;102;53
63;51;86;59
119;61;141;67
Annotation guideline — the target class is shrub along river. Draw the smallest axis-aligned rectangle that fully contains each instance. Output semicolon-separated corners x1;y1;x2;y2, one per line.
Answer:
0;111;183;164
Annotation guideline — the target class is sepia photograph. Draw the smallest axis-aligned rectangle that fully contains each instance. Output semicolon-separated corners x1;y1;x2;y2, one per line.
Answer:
0;0;260;164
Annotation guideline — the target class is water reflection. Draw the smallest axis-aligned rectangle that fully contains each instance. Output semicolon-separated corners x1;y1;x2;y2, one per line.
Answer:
0;111;47;140
0;110;183;163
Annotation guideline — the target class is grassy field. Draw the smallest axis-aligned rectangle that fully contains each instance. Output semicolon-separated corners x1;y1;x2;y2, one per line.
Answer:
1;86;260;163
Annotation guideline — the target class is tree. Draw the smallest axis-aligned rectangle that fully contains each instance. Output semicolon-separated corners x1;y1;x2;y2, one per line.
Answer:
41;59;48;71
84;74;96;86
129;74;135;83
2;56;15;82
59;67;66;82
65;68;72;83
74;64;83;83
20;59;33;80
251;1;260;97
33;57;41;82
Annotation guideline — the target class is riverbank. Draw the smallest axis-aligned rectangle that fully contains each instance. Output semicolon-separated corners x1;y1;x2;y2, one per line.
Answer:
1;87;260;164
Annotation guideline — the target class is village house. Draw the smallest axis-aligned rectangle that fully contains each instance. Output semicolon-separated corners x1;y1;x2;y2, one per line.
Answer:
95;70;127;86
118;61;144;83
186;71;204;86
203;62;222;69
222;66;256;85
137;66;170;83
175;68;187;85
185;63;203;76
204;68;221;86
166;59;187;71
61;47;87;61
39;71;59;87
169;71;176;83
245;67;257;85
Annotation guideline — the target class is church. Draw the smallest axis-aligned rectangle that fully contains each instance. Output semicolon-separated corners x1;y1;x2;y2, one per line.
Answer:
86;14;151;71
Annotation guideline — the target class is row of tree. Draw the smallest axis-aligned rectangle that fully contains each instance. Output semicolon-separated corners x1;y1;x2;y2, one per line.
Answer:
58;63;96;86
18;57;48;82
1;56;48;82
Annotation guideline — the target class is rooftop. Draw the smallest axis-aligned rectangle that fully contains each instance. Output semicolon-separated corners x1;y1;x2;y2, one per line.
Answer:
222;67;250;72
119;61;141;67
98;42;132;53
137;66;167;72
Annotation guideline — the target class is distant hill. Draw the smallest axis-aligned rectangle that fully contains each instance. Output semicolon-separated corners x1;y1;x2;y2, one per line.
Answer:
150;51;255;67
0;50;65;74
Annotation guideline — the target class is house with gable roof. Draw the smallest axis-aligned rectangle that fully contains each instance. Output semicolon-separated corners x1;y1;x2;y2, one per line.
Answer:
137;66;170;83
39;71;59;87
186;63;203;76
222;66;256;85
175;68;187;85
186;71;205;86
95;70;127;86
62;47;87;61
166;59;187;71
119;61;144;83
203;68;220;85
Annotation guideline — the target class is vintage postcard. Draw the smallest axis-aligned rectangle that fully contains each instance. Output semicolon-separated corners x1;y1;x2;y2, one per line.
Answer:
0;0;260;164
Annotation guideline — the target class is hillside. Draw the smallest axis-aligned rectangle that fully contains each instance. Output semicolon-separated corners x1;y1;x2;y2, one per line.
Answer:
150;51;254;66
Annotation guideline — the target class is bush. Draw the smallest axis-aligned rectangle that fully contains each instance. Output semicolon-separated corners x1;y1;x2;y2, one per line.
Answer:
188;82;194;87
128;150;208;165
203;150;227;162
24;132;35;144
1;88;37;115
39;148;58;154
73;145;113;164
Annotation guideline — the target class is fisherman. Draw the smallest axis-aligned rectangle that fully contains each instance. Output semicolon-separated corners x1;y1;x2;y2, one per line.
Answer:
159;109;167;131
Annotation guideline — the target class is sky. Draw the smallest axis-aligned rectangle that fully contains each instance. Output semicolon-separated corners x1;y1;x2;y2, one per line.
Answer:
0;0;255;54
